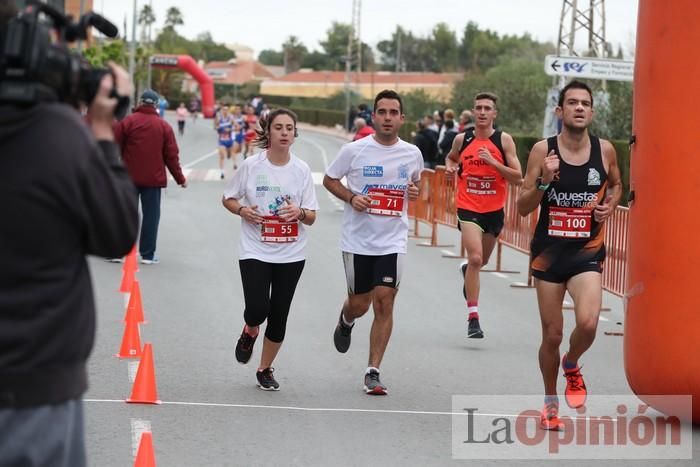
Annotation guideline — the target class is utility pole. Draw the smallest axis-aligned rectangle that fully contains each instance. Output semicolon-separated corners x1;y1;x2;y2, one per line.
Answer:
557;0;608;59
128;0;138;105
353;0;362;75
77;0;86;51
395;28;401;90
344;0;361;130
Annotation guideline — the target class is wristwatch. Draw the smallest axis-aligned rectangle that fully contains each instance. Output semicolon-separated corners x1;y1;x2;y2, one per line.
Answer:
536;177;550;191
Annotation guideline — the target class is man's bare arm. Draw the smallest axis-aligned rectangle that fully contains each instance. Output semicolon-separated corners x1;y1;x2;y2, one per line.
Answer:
445;133;464;174
323;174;370;211
516;140;548;216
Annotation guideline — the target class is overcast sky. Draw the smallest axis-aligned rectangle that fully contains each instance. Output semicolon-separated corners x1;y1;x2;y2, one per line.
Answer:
97;0;638;59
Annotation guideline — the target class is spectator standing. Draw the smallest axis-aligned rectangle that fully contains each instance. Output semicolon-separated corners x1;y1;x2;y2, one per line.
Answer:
115;90;188;264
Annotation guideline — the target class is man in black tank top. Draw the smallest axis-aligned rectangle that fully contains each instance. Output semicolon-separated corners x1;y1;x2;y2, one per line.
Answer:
516;81;623;431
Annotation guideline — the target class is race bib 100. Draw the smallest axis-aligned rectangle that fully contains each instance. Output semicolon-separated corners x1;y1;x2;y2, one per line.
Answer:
548;207;591;238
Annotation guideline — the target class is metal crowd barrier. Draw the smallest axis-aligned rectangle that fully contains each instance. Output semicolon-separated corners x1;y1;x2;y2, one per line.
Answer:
409;166;628;297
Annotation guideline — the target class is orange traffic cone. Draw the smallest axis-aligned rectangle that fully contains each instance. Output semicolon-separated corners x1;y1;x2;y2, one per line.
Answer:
127;343;161;404
134;431;156;467
123;280;145;323
119;247;138;293
115;319;142;359
119;265;136;293
123;245;139;274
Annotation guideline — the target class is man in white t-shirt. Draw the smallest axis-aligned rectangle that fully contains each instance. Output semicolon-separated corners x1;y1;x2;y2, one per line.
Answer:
323;89;423;395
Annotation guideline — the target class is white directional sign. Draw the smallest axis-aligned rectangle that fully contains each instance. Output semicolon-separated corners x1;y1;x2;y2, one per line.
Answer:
544;55;634;82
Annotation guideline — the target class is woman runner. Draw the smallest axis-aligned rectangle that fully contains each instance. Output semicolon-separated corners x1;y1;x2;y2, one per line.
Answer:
222;108;318;390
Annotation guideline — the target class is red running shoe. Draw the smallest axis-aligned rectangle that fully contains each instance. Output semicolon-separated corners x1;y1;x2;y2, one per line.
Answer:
562;353;587;408
540;401;564;431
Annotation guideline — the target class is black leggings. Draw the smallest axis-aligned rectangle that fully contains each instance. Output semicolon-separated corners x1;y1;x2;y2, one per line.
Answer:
239;259;305;343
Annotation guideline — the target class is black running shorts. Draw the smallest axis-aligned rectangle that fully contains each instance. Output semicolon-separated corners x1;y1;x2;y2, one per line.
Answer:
530;243;606;284
457;208;505;237
342;252;404;295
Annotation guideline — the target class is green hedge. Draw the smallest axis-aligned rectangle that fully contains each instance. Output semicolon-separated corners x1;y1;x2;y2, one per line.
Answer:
288;107;346;128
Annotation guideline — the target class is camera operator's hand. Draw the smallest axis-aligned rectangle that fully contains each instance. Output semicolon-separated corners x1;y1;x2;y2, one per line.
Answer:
88;62;132;141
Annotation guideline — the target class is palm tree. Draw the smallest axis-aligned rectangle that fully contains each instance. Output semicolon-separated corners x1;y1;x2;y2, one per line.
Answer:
164;6;183;30
283;36;307;74
138;4;156;44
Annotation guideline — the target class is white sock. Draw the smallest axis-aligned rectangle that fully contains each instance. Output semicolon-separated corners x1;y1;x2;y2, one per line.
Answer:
467;306;478;315
341;312;355;327
366;366;379;374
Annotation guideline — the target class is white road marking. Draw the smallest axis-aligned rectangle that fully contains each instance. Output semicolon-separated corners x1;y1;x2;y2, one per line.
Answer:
127;361;139;383
302;136;343;210
86;398;619;422
599;315;609;322
130;419;151;457
302;136;330;170
441;249;457;256
204;169;222;181
492;272;508;279
183;150;218;169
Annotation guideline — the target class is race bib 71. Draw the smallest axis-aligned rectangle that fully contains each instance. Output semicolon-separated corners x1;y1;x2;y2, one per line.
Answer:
366;188;404;216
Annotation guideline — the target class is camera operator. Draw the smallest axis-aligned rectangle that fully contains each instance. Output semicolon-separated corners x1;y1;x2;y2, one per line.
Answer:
0;2;138;465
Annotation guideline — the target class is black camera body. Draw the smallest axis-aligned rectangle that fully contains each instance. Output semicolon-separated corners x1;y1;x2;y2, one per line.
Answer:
0;1;125;114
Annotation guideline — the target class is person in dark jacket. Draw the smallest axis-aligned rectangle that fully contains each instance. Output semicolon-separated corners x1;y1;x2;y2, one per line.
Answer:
413;119;439;169
0;3;139;462
357;103;373;128
438;119;459;166
115;89;188;264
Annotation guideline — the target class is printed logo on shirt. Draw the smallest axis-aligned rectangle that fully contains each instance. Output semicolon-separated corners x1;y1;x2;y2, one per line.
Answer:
362;183;407;194
587;168;601;186
256;185;282;197
268;194;292;215
363;166;384;177
382;276;394;283
547;188;597;208
398;163;409;180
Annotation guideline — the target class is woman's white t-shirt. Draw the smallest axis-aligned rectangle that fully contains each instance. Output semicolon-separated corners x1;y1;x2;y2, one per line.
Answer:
326;136;423;255
223;151;319;263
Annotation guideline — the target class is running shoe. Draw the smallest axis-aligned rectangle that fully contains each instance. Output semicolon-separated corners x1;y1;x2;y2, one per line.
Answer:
562;353;587;408
256;367;280;391
140;256;159;265
105;257;124;263
459;260;468;277
235;328;257;364
333;311;354;353
467;317;484;338
220;172;225;180
540;401;564;431
364;369;387;395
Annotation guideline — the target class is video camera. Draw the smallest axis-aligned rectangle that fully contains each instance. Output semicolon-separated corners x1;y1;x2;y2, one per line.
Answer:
0;0;129;117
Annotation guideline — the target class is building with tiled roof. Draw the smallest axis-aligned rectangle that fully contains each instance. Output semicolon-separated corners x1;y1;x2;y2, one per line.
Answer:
182;59;276;93
260;70;461;100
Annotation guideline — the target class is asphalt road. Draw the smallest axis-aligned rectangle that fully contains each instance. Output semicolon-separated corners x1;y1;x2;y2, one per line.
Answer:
83;115;698;466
